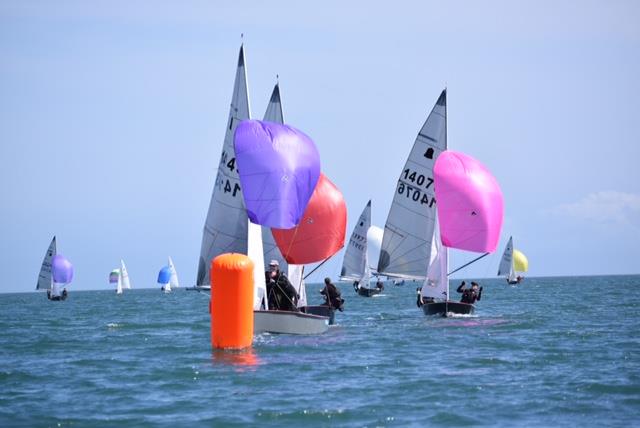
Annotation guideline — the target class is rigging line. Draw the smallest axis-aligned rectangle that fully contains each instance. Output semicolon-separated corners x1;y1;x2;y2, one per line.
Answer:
447;252;489;276
303;255;332;280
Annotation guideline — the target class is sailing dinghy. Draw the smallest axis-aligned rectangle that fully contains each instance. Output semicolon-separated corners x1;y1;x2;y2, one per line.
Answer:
378;90;503;316
196;47;329;334
340;200;384;297
236;84;334;334
50;254;73;301
158;265;172;293
498;237;528;284
37;237;72;301
110;268;122;294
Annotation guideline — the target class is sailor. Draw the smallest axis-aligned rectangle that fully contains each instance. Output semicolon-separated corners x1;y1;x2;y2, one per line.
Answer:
375;280;384;291
353;280;360;293
456;281;482;304
265;260;299;311
321;277;344;311
416;287;423;307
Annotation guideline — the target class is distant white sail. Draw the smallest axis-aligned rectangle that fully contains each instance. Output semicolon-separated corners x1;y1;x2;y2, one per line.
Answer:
340;200;371;282
497;236;514;277
37;236;56;290
120;259;131;289
168;257;179;289
377;90;447;280
197;45;252;286
260;83;289;273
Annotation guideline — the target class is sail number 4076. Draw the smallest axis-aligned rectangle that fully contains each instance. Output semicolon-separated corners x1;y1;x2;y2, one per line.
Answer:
397;182;435;207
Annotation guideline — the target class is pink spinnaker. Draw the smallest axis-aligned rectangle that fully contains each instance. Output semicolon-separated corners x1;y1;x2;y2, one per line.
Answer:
434;151;504;253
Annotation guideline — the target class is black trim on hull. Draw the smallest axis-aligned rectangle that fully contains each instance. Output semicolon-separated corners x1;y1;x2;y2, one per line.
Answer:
358;287;381;297
422;301;474;316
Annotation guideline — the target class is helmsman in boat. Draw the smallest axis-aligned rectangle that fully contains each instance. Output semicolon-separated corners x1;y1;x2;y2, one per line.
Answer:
456;281;482;304
265;260;299;311
320;277;344;311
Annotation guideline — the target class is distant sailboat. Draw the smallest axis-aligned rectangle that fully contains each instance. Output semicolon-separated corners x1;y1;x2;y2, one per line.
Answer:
50;254;73;301
498;237;528;284
158;265;172;293
341;200;384;297
110;268;122;294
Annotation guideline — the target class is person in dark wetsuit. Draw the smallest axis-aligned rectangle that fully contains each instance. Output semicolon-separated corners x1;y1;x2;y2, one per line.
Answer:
353;280;360;293
456;281;482;304
321;277;344;311
265;260;299;311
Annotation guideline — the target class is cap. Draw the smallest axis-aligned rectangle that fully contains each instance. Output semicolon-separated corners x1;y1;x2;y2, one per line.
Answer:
269;260;279;267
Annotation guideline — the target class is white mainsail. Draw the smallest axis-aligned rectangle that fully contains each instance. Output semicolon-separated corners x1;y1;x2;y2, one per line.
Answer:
120;259;131;289
377;90;447;280
260;83;289;273
168;257;179;289
498;236;517;282
340;200;371;283
197;45;252;286
36;236;56;290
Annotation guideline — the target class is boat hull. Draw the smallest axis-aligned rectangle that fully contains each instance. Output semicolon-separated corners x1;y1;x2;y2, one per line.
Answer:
186;285;211;292
301;305;336;325
47;290;67;301
357;287;382;297
422;301;474;316
254;310;329;335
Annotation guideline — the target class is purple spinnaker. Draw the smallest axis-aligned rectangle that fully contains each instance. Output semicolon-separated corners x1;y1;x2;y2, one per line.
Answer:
234;120;321;229
51;254;74;284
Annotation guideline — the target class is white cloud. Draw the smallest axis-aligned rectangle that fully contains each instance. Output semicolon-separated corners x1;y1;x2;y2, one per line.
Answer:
548;191;640;226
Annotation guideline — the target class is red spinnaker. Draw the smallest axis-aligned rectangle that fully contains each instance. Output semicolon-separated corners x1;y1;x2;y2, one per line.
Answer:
272;174;347;264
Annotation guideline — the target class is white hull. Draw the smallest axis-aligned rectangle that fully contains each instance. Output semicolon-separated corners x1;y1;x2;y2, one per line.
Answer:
254;310;329;335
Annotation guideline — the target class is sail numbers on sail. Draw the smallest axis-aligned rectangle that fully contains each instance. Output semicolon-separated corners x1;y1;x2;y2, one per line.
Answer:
397;182;436;207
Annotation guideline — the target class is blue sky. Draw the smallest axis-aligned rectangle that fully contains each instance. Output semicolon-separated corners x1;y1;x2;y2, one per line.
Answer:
1;1;639;292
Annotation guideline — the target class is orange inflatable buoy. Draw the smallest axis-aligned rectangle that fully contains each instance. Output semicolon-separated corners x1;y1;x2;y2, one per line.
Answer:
210;253;254;349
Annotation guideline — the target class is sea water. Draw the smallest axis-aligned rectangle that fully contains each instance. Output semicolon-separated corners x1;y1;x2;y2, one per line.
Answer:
1;275;638;427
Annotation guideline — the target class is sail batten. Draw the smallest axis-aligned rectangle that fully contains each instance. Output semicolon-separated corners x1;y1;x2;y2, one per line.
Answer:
377;91;447;278
197;45;252;286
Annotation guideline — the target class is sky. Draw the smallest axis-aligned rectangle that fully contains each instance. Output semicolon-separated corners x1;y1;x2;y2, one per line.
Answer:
1;1;639;293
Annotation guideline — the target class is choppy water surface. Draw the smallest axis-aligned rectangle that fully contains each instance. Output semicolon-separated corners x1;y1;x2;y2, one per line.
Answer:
1;276;639;427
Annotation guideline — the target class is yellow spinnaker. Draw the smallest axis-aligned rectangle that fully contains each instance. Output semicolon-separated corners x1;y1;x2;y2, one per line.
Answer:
513;249;528;272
